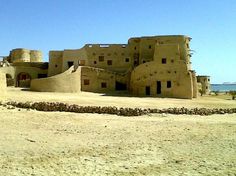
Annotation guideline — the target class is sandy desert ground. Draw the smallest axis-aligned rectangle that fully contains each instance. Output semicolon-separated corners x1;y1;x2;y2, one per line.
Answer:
0;88;236;175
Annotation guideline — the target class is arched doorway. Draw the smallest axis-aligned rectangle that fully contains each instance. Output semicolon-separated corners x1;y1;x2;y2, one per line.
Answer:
6;74;14;86
17;72;31;88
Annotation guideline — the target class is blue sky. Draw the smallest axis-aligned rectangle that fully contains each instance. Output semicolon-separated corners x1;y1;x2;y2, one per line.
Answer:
0;0;235;83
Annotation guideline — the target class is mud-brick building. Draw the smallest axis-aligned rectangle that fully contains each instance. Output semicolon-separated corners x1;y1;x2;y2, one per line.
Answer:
0;48;48;87
197;75;211;94
30;35;198;99
0;35;204;99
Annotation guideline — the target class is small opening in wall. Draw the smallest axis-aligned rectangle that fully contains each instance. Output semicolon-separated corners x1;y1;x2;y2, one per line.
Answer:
149;45;152;49
100;44;109;48
67;61;74;68
146;86;150;96
55;64;58;68
167;81;172;88
38;74;47;79
84;79;90;85
107;60;112;65
134;46;137;50
171;59;174;63
99;56;104;62
94;61;97;64
125;58;129;62
162;58;167;64
101;82;107;88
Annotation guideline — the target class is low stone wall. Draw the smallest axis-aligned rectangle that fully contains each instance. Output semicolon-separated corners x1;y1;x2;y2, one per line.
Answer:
2;101;236;116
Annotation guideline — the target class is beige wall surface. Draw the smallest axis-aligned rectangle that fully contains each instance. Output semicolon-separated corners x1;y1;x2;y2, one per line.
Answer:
130;60;193;98
31;66;81;93
81;66;116;93
81;66;130;93
48;51;63;76
0;72;7;96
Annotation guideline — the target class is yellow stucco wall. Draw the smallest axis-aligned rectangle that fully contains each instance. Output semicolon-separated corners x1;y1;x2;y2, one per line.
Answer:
48;51;63;76
30;66;81;93
0;72;7;96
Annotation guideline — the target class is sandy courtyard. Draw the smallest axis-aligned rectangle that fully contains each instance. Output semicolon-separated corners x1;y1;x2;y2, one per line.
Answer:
0;88;236;175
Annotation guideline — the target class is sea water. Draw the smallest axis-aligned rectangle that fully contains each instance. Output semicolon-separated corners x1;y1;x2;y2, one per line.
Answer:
211;84;236;92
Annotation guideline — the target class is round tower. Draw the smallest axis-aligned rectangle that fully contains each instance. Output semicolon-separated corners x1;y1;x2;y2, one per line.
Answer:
10;48;30;63
30;50;43;62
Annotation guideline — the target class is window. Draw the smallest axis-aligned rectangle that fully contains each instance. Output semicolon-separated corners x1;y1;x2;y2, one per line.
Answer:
84;79;90;85
101;82;107;88
206;86;208;89
208;79;210;82
55;64;58;68
99;56;104;62
38;74;47;78
143;60;146;63
134;46;137;50
67;61;74;68
171;59;174;63
125;58;129;62
94;61;97;64
162;58;167;64
107;60;112;65
167;81;172;88
149;45;152;49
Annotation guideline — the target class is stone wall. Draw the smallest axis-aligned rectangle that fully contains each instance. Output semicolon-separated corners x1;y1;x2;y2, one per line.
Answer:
3;101;236;116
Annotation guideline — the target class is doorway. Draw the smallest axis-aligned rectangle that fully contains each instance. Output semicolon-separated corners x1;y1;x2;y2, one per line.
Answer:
115;81;127;91
157;81;161;94
17;72;31;87
146;86;150;96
